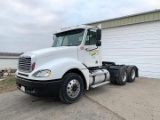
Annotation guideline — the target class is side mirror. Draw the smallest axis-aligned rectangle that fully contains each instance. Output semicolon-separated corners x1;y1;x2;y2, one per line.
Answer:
96;41;101;46
96;29;101;41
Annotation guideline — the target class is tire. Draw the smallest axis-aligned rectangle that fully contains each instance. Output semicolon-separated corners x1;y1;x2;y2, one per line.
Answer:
59;73;84;104
127;66;136;82
116;66;127;85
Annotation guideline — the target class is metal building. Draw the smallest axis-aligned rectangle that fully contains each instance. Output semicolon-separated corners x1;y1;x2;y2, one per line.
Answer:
0;52;20;71
88;10;160;79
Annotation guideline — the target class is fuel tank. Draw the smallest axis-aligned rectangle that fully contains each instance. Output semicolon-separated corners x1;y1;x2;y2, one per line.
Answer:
89;69;110;85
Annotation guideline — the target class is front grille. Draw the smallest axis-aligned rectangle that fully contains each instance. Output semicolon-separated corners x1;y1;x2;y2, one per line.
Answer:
18;57;31;72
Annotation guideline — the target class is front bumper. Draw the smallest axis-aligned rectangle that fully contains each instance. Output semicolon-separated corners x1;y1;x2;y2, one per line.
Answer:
16;76;62;97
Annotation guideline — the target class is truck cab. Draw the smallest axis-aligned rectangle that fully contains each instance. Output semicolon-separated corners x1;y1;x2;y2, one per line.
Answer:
16;25;138;103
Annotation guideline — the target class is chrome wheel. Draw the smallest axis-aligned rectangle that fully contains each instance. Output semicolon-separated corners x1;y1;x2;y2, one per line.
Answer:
131;69;136;79
66;79;80;98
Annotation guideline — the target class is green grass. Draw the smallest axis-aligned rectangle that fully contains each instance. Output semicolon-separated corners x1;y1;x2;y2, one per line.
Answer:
0;76;16;93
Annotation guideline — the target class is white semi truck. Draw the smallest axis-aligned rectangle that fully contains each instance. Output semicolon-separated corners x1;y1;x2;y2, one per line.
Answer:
16;25;138;103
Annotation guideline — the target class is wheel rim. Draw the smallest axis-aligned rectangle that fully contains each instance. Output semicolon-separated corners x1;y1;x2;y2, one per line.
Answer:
66;79;80;98
131;69;136;79
122;71;127;82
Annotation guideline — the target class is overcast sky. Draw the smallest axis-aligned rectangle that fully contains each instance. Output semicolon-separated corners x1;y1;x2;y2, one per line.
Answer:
0;0;160;53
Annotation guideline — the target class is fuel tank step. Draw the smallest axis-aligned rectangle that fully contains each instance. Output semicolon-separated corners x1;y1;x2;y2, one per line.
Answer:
90;81;110;88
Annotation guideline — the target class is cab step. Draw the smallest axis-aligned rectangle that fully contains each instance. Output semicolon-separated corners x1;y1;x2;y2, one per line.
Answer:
90;81;110;88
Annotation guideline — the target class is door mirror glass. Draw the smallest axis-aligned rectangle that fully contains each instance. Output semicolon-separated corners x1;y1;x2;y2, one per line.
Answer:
96;41;101;46
96;29;101;41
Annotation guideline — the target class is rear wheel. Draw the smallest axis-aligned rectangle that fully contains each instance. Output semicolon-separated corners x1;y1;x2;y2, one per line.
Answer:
59;73;84;104
127;66;136;82
116;66;127;85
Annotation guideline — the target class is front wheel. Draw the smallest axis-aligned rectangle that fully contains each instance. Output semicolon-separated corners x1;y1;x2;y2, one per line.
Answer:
59;73;84;104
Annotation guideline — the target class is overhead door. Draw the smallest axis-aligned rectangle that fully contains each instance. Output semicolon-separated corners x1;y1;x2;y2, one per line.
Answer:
102;21;160;79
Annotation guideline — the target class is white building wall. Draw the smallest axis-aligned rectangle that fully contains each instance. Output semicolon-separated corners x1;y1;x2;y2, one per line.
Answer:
101;21;160;79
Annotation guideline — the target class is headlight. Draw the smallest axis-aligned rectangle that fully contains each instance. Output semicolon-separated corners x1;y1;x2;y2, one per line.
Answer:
33;70;51;77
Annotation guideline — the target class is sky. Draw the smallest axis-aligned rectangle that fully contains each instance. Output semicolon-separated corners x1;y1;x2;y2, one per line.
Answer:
0;0;160;53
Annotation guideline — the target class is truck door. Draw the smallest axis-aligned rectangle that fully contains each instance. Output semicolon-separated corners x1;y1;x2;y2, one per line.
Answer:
84;29;102;67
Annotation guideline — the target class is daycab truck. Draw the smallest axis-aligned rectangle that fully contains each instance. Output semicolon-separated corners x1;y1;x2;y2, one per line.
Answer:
16;25;138;104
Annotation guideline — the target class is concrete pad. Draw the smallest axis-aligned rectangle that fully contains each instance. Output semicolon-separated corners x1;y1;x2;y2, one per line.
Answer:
0;77;160;120
0;91;123;120
86;77;160;120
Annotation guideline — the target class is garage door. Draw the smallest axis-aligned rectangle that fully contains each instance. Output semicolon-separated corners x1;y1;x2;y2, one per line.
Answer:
102;21;160;79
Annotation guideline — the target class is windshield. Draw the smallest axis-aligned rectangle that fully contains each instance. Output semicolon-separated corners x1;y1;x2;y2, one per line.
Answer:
52;29;84;47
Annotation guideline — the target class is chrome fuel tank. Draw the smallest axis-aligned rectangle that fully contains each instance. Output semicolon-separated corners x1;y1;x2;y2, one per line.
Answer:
89;69;110;85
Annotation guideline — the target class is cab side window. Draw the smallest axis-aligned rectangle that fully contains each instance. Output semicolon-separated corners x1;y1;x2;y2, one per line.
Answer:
85;30;96;45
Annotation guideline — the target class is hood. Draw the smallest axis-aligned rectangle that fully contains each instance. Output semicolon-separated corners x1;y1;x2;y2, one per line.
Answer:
23;46;78;59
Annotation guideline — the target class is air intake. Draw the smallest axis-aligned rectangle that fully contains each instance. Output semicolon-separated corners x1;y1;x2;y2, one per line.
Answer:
18;57;31;73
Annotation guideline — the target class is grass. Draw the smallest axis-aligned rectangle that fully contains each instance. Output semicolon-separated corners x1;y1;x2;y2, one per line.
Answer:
0;76;17;94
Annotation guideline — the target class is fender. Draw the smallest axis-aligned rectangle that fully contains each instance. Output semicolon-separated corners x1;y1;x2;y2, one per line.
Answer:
30;58;90;90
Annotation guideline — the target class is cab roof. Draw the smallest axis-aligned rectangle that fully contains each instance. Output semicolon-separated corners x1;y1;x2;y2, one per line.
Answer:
54;25;94;34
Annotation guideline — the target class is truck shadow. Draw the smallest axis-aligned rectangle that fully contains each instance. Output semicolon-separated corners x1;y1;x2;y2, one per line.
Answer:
16;83;127;106
84;83;126;96
20;94;61;104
